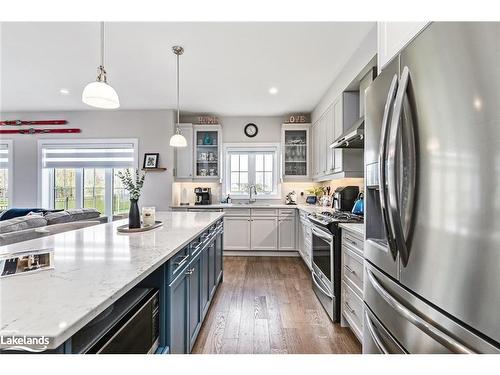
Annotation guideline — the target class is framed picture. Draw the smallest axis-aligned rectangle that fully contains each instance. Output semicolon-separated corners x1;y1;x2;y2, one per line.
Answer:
143;153;159;169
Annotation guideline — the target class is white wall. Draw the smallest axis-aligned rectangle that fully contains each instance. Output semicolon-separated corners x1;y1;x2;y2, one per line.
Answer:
0;110;175;210
181;115;286;144
312;25;377;124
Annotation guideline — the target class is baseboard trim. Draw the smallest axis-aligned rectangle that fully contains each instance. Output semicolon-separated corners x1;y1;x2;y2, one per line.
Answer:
224;250;300;257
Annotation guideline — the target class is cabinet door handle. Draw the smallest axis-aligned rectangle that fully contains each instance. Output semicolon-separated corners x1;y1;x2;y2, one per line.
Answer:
185;267;195;276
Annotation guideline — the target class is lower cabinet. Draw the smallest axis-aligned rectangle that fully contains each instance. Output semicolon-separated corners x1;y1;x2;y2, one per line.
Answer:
223;209;297;252
166;220;224;354
250;216;278;250
167;269;189;354
187;252;202;351
223;216;251;250
278;215;296;251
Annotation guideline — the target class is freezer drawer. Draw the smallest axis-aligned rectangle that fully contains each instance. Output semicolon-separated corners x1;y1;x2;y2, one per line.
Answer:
364;262;500;353
363;307;406;354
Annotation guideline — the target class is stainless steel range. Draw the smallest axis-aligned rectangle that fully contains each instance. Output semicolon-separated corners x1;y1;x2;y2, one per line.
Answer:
308;211;363;322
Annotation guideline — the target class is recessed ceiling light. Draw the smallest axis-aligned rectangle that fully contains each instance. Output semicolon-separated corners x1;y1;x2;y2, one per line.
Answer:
59;88;70;95
269;87;278;95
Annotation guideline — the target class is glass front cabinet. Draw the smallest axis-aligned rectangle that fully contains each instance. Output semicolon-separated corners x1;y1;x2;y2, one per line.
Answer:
193;125;222;180
281;123;311;180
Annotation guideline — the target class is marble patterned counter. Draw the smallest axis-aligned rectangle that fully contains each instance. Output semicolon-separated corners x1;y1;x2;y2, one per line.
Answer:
0;211;224;350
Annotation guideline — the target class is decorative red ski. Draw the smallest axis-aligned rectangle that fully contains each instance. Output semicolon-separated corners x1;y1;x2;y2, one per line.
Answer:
0;120;68;126
0;128;80;135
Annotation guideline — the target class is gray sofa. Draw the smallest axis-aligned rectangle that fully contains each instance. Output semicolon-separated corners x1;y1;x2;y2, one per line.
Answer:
0;208;108;246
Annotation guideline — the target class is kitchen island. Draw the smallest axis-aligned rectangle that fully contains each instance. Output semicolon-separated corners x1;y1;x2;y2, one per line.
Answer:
0;211;224;353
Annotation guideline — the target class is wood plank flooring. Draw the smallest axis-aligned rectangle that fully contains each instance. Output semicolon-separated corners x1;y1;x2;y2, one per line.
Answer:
192;256;361;354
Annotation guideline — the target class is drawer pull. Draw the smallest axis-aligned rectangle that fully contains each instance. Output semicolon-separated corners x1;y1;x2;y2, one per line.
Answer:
174;255;189;267
345;265;356;275
346;238;358;246
185;267;195;276
345;301;356;315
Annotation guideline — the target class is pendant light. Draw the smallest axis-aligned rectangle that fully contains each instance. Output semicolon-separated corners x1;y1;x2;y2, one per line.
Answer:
82;22;120;109
169;46;187;147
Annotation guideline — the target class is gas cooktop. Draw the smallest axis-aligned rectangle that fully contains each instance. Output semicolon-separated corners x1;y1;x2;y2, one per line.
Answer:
307;210;363;227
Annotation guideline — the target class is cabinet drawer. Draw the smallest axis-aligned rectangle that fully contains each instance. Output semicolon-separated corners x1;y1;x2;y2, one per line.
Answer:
251;208;278;217
224;208;251;216
278;208;296;217
342;281;364;341
342;230;364;256
342;246;364;297
167;246;190;283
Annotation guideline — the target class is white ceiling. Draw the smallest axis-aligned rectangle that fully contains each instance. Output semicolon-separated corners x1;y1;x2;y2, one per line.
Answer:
1;22;375;115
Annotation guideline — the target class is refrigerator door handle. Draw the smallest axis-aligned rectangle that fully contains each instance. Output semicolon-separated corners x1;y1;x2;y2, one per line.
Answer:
378;74;399;260
386;66;417;267
366;268;475;354
364;310;389;354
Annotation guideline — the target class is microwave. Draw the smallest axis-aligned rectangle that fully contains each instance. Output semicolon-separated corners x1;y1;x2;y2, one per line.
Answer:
74;288;160;354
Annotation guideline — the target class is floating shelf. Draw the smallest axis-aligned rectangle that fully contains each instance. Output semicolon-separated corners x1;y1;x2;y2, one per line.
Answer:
142;167;167;172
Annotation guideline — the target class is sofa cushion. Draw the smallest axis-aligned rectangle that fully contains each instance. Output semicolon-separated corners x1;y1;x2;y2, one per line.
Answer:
0;215;47;234
66;208;101;221
44;211;71;225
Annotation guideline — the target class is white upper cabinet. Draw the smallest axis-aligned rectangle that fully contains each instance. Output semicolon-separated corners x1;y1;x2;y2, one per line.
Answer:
281;123;311;181
193;125;222;180
174;123;194;179
378;22;429;71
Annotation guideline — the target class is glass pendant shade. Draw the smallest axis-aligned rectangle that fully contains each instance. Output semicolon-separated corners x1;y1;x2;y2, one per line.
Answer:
82;81;120;109
169;130;187;147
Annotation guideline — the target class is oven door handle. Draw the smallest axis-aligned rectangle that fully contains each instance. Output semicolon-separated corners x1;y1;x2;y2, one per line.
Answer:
311;227;333;244
312;271;333;298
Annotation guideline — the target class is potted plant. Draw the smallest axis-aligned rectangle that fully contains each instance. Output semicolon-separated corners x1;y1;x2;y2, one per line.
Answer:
305;186;325;205
116;169;145;229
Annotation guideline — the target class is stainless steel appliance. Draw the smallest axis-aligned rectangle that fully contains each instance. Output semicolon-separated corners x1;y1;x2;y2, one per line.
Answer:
73;288;160;354
194;187;211;205
364;22;500;353
308;211;363;321
332;186;359;211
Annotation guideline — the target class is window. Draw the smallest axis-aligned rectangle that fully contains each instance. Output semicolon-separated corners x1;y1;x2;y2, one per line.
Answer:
83;168;106;212
230;154;248;193
54;168;77;210
39;139;138;217
224;144;280;198
113;168;131;215
0;141;13;210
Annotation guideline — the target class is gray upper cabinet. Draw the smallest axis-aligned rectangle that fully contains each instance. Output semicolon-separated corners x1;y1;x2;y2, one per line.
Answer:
174;123;194;179
312;91;363;181
281;124;311;180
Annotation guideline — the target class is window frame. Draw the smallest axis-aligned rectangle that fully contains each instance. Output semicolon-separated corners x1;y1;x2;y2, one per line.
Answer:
223;143;281;199
0;140;14;209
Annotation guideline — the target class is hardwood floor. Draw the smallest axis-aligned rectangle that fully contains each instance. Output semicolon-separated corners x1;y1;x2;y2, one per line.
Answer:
192;256;362;354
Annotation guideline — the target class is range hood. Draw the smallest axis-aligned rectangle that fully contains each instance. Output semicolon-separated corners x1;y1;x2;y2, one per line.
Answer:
329;117;364;149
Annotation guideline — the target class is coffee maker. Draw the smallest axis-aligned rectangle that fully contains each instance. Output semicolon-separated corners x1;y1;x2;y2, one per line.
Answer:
194;187;211;205
332;186;359;211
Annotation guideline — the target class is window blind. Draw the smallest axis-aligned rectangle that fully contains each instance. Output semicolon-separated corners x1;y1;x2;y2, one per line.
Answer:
0;143;9;169
40;140;137;169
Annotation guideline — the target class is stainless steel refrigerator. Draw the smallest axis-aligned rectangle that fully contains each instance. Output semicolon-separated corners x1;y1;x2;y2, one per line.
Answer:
364;22;500;353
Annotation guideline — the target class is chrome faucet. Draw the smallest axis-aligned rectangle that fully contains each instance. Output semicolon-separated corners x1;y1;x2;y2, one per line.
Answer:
248;184;257;204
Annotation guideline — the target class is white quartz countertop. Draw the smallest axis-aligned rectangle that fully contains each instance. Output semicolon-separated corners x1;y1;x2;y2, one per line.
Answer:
0;211;224;350
339;223;365;236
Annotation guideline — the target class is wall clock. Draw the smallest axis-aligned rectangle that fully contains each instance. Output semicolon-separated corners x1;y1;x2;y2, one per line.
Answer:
244;123;258;138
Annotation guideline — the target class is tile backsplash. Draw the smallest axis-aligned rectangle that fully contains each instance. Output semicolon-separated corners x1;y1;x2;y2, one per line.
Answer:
172;178;363;206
